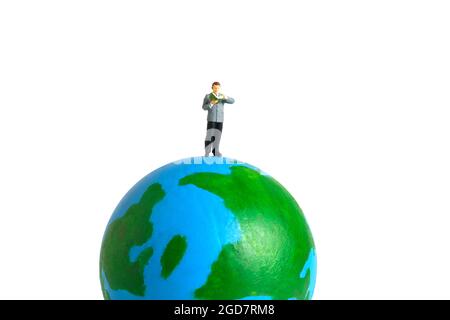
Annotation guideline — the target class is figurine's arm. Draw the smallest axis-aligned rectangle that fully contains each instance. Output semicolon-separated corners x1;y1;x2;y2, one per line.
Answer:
223;96;235;104
202;94;212;110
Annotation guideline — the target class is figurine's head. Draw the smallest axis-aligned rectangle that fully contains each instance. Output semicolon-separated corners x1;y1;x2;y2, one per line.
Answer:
212;81;221;94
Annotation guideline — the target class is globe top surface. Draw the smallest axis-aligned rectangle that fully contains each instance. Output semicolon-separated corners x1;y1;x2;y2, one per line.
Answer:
100;156;316;300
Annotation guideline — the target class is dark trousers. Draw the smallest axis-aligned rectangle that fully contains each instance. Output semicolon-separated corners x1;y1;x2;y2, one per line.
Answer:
204;121;223;156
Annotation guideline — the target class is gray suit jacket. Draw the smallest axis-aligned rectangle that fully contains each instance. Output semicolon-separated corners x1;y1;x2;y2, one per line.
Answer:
202;93;235;123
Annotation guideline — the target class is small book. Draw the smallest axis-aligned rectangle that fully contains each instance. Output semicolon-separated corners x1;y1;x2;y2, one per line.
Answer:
209;93;223;102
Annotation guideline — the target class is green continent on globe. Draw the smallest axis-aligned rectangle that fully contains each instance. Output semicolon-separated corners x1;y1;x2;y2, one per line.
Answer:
160;235;188;279
179;166;314;300
100;183;165;297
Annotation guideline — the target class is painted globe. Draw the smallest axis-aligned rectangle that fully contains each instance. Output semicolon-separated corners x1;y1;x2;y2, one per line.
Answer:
100;157;316;300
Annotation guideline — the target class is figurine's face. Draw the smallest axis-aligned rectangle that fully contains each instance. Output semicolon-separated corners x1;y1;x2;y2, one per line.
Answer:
212;85;221;94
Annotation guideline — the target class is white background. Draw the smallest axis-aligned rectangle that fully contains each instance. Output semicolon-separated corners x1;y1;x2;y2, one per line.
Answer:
1;1;449;299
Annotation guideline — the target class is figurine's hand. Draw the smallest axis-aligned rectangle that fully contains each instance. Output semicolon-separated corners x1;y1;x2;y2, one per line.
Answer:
211;99;218;105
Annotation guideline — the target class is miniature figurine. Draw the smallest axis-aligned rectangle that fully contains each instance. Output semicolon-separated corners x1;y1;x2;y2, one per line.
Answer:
202;81;235;157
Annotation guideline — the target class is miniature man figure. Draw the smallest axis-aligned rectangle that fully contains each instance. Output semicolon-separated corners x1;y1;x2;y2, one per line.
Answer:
202;81;235;157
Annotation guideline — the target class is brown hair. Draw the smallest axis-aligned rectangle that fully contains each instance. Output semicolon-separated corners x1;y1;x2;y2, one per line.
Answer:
211;81;221;88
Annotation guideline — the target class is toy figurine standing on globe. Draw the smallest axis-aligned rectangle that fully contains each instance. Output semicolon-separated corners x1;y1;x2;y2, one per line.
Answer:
202;81;235;157
99;83;317;300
